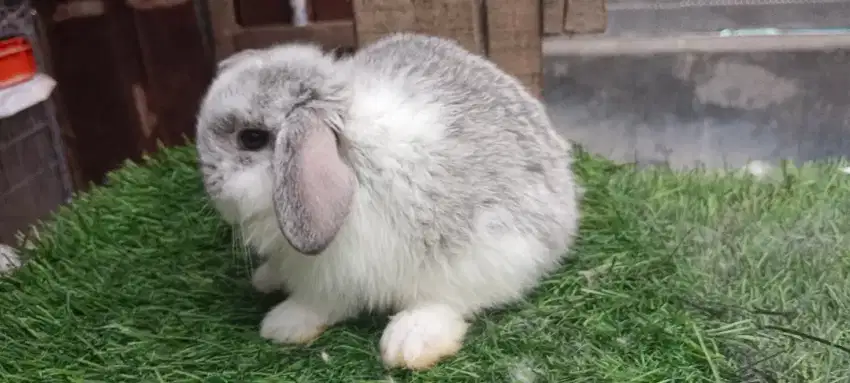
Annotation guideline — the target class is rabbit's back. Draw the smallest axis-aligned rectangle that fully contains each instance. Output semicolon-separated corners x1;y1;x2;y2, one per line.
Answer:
342;33;578;261
350;33;561;152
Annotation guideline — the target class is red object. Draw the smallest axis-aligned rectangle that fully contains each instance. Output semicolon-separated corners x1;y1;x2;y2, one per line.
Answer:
0;36;37;88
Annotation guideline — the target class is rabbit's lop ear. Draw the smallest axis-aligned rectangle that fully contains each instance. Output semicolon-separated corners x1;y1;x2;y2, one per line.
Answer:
272;111;355;255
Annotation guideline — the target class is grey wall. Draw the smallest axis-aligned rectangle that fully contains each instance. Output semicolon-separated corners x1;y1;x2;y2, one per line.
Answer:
543;46;850;169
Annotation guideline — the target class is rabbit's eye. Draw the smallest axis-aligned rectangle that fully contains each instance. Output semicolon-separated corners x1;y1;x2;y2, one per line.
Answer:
238;129;271;151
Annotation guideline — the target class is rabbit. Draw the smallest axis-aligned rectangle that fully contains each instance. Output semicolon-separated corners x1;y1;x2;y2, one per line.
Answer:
195;33;581;370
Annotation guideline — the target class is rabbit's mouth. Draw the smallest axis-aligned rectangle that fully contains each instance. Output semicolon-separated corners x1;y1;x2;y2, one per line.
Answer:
211;198;241;225
212;164;276;225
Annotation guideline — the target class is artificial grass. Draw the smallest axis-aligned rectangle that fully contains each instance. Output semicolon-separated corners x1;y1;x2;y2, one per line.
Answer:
1;146;849;382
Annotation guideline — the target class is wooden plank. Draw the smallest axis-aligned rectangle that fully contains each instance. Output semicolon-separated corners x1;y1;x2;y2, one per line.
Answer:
235;0;354;28
564;0;607;34
352;0;485;54
130;0;214;146
206;0;240;60
351;0;416;47
110;2;162;153
233;20;356;51
312;0;353;21
542;0;565;35
237;0;293;26
485;0;542;96
412;0;485;54
35;0;148;183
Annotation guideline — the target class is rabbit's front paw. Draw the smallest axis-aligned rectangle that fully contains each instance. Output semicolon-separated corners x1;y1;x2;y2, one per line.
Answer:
252;261;282;293
380;304;469;370
260;299;327;344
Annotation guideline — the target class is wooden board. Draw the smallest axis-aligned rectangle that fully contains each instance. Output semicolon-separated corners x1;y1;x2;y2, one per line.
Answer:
312;0;354;21
564;0;607;34
542;0;565;35
236;0;352;25
207;0;239;60
35;0;148;183
35;0;211;185
130;0;214;146
233;21;356;51
485;0;542;96
412;0;485;55
351;0;416;46
237;0;293;26
352;0;485;55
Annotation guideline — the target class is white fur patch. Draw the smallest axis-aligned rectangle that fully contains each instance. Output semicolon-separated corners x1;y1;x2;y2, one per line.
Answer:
251;260;282;293
380;304;469;370
743;160;772;179
0;244;21;275
510;359;538;383
221;164;274;220
260;299;328;344
347;76;446;169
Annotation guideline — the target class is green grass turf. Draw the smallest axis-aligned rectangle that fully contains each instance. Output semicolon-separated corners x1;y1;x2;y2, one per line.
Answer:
1;145;849;382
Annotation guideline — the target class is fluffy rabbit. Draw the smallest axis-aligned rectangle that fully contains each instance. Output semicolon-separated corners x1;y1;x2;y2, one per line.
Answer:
195;33;580;370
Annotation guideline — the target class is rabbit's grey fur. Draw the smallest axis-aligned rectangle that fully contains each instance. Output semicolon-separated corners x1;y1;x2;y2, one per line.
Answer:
196;33;580;370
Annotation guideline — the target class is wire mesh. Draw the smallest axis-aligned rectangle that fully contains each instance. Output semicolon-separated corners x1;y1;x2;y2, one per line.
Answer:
0;0;73;244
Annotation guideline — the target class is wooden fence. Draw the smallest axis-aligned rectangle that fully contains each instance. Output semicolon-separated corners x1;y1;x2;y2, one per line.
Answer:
211;0;607;97
37;0;606;187
34;0;212;187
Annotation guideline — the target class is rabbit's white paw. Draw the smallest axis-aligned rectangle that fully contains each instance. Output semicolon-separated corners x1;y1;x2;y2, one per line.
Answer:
252;261;282;293
260;299;327;344
380;304;469;370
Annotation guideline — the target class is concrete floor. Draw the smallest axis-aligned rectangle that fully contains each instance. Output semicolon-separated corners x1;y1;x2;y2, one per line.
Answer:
542;34;850;169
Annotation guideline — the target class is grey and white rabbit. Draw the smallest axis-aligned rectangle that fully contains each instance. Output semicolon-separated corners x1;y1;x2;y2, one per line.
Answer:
196;33;580;370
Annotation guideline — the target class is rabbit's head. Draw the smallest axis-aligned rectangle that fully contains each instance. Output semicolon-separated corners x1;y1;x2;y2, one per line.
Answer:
196;44;355;255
